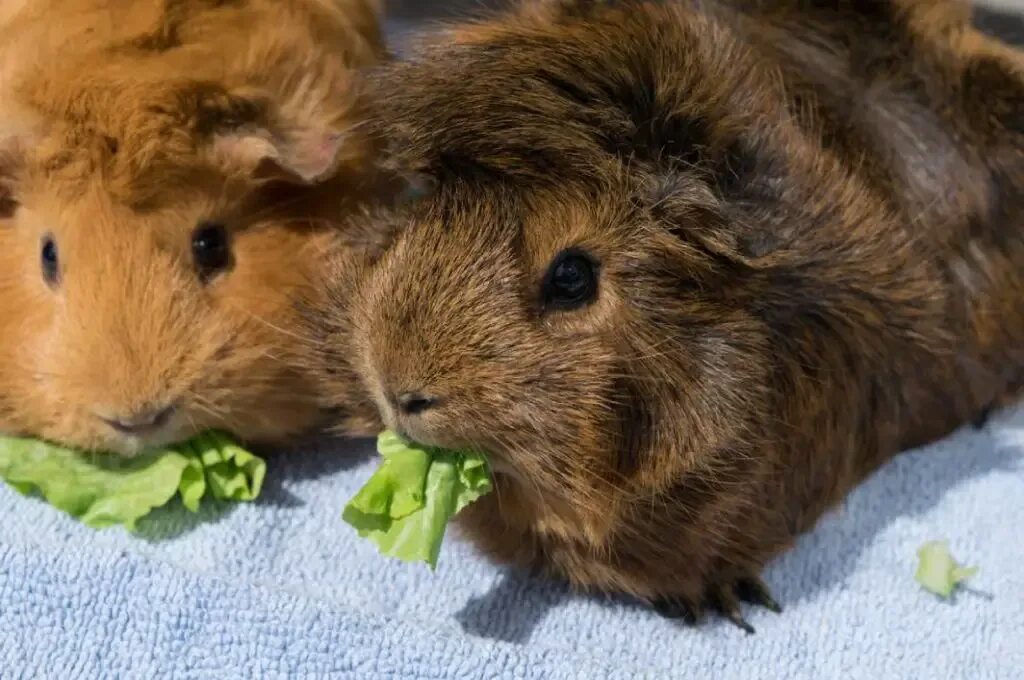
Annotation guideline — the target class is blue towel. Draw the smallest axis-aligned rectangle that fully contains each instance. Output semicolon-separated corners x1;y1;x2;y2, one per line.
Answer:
3;9;1024;678
1;403;1022;678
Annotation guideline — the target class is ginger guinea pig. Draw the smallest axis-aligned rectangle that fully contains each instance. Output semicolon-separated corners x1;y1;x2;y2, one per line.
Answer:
0;0;387;455
316;0;1024;630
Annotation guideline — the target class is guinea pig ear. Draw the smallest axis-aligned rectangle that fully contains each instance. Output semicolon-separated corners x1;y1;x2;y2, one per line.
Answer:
0;179;15;219
198;88;351;184
209;124;348;184
0;158;14;219
649;146;793;266
0;127;33;219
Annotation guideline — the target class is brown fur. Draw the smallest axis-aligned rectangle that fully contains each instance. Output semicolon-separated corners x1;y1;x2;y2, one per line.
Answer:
0;0;387;455
313;0;1024;623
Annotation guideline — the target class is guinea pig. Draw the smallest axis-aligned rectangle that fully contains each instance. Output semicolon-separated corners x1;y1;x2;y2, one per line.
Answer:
315;0;1024;630
0;0;388;455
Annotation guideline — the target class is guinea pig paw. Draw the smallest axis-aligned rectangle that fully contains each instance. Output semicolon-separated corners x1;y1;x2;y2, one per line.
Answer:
652;596;702;625
734;576;783;615
653;575;781;633
706;582;757;635
711;575;784;635
972;405;993;430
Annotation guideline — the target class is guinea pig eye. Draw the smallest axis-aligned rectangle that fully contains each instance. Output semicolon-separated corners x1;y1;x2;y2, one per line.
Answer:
542;248;599;311
40;234;60;287
191;222;232;281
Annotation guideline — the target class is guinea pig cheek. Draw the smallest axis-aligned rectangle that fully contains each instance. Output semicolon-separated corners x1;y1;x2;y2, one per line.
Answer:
530;291;644;535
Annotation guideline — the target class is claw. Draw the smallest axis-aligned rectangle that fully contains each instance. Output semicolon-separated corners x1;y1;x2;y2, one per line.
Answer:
654;576;781;632
652;596;701;625
707;584;756;635
973;405;992;430
736;576;782;614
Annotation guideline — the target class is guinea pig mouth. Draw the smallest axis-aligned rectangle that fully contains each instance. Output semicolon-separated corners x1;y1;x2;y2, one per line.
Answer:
105;430;183;457
392;422;463;454
100;419;189;457
389;420;521;477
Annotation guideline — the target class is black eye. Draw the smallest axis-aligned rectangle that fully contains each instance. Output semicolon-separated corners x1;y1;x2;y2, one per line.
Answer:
41;234;59;287
191;222;232;281
542;248;599;311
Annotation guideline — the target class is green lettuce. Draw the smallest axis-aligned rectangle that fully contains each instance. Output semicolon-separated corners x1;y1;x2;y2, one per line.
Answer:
915;540;978;598
343;430;492;568
0;430;265;531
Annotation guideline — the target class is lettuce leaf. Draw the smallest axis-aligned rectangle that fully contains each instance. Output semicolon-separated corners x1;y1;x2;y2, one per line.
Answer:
343;430;492;568
915;540;979;598
0;430;265;530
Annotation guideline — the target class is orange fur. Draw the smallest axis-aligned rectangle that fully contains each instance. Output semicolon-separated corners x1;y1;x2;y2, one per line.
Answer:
0;0;387;454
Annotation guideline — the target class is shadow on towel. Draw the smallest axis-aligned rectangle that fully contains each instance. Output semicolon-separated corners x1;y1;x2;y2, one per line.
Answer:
777;408;1022;606
456;568;678;645
134;497;238;542
455;408;1023;644
256;434;377;508
134;434;377;542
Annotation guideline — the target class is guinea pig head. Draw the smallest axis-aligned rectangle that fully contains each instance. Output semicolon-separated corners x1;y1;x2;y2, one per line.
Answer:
344;2;934;555
355;172;791;545
344;11;812;548
0;82;377;455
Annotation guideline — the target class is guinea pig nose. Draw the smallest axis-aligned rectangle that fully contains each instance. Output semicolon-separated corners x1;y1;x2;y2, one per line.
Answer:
397;392;440;416
101;405;176;435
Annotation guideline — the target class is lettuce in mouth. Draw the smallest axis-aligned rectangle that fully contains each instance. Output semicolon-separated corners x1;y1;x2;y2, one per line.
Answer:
343;430;492;569
0;430;264;530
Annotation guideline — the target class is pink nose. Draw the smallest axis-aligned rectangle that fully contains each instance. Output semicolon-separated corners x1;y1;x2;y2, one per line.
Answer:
99;406;176;436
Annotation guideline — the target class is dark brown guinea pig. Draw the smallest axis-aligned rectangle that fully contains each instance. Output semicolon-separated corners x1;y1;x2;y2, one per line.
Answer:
315;0;1024;630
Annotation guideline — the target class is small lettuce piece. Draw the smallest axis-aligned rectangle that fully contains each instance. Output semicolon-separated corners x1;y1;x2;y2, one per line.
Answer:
343;430;492;568
178;454;208;513
189;431;265;503
915;540;979;598
0;431;265;530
